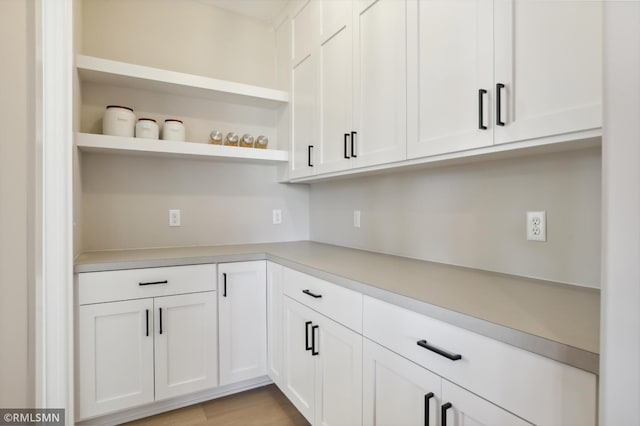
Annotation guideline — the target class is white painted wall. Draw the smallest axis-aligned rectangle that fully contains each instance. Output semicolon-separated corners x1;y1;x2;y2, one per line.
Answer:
0;0;32;408
600;3;640;424
81;153;309;250
310;148;601;287
81;0;278;88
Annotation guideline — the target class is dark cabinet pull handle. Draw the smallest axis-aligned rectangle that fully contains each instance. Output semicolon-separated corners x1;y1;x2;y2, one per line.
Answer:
308;145;314;167
478;89;487;130
424;392;434;426
138;280;168;286
344;133;351;159
159;307;163;335
223;272;227;297
496;83;505;126
305;321;313;351
417;340;462;361
145;309;149;337
351;131;357;157
441;402;452;426
302;289;322;299
311;325;319;355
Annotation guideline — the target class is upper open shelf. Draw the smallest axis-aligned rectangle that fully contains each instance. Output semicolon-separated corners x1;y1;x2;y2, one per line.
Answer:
76;55;289;109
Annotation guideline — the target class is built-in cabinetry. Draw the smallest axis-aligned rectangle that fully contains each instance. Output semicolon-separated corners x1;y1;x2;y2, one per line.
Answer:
75;258;597;425
281;267;363;426
218;261;268;386
76;265;218;420
290;0;602;181
407;0;602;158
290;0;407;178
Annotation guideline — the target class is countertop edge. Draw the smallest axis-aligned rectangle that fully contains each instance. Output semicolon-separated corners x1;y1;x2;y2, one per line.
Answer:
74;249;599;374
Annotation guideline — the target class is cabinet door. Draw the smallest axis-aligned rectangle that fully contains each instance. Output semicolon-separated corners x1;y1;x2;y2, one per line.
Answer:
363;339;441;426
78;299;154;419
317;0;354;174
218;261;267;386
290;1;317;179
441;380;530;426
407;0;494;158
353;0;407;168
282;297;317;424
494;0;602;144
266;261;284;386
154;291;218;400
314;313;362;426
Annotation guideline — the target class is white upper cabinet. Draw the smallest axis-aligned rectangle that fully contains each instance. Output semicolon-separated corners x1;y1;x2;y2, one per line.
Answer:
408;0;602;160
290;1;318;179
493;0;602;144
407;0;494;158
352;0;407;168
317;0;354;174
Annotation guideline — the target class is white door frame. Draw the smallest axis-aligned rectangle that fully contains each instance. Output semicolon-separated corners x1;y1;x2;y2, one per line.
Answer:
37;0;74;421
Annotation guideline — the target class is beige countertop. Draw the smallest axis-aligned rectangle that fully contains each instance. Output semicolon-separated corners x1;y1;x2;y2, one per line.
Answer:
75;241;600;373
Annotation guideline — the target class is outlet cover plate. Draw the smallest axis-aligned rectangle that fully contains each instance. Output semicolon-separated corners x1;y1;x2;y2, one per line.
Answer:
527;211;546;242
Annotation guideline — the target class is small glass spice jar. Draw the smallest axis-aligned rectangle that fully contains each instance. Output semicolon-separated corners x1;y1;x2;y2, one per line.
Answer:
239;133;254;148
162;119;185;142
135;118;159;139
209;130;223;145
103;105;136;137
224;132;239;146
255;135;269;149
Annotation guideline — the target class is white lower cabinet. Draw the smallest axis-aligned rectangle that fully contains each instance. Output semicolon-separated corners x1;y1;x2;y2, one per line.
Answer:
363;338;529;426
283;296;362;426
218;261;268;386
154;292;218;400
77;264;218;420
78;291;217;419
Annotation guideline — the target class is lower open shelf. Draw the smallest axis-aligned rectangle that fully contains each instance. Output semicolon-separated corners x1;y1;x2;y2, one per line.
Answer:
76;133;289;163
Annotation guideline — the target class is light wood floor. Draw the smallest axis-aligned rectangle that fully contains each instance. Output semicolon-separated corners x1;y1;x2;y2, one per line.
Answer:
123;384;310;426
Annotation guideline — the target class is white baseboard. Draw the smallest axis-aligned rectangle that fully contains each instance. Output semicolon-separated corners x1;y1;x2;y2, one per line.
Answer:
76;376;273;426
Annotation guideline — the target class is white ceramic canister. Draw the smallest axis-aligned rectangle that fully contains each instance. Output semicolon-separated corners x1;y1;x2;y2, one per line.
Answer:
103;105;136;137
162;119;185;142
135;118;159;139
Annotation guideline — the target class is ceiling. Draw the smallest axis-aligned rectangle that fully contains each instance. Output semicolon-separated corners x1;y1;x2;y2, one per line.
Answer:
199;0;289;23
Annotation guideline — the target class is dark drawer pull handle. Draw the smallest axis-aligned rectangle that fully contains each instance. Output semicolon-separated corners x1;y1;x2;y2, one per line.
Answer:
145;309;149;337
351;131;357;157
417;340;462;361
159;307;163;335
308;145;314;167
424;392;434;426
441;402;452;426
344;133;350;159
302;289;322;299
223;272;227;297
311;324;319;355
496;83;505;126
138;280;168;286
478;89;487;130
305;321;313;351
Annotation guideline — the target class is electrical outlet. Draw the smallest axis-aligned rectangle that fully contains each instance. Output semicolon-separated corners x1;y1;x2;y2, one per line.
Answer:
272;209;282;225
527;211;546;242
353;210;361;228
169;209;181;227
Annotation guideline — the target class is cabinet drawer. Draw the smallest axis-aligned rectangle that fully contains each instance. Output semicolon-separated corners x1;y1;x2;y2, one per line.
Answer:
283;267;362;332
363;296;596;426
78;264;216;305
